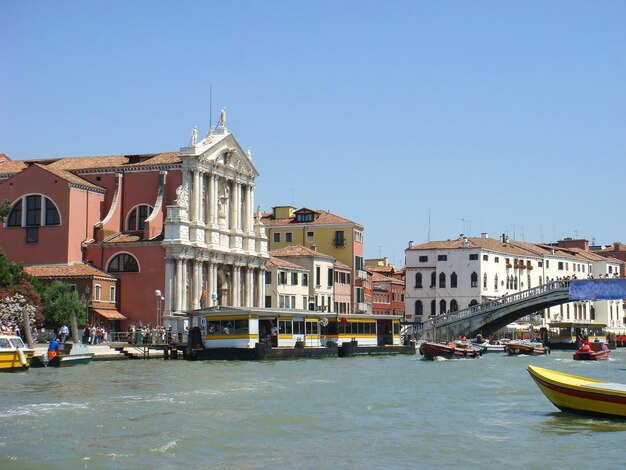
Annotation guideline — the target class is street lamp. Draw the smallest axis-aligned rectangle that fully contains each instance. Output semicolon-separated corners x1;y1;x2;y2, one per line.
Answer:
155;289;162;326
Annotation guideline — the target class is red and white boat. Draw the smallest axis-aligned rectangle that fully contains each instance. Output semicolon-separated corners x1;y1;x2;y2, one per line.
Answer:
419;341;482;360
573;341;609;361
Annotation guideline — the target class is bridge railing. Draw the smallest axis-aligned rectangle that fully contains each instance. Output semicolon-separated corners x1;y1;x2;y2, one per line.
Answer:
420;280;570;332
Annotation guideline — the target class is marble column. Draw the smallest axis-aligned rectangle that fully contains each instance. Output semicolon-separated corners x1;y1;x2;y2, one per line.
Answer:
175;258;183;312
164;259;174;314
192;260;200;310
191;170;200;223
233;266;241;306
246;267;254;307
181;259;188;311
255;268;265;308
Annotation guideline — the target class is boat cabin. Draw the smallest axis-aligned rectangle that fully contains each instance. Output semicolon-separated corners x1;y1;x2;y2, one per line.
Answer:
187;307;403;352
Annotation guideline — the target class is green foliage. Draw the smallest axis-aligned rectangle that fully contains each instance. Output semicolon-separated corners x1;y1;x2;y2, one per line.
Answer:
0;199;11;222
0;249;27;288
41;281;87;327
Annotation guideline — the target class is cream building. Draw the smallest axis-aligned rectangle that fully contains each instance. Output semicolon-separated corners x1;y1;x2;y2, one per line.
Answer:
163;113;269;327
264;256;310;310
404;234;623;331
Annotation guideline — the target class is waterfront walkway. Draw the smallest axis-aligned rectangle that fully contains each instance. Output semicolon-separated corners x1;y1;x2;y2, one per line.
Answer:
33;343;167;360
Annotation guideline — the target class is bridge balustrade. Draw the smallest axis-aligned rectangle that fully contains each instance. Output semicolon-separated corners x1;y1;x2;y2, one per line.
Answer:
420;281;570;331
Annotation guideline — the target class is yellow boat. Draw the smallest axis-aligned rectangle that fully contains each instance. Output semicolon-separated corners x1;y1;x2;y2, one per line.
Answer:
0;334;35;372
528;365;626;418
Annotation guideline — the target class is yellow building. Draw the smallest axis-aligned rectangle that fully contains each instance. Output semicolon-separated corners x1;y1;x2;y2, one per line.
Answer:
261;206;367;312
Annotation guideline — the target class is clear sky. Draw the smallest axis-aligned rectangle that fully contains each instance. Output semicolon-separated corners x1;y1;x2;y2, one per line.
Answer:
2;1;625;266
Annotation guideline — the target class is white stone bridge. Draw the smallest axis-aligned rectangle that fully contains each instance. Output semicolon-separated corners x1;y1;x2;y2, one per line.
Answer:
408;279;626;341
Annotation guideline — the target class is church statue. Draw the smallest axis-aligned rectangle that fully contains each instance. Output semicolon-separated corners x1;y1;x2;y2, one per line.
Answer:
191;127;198;145
175;183;189;209
218;107;226;128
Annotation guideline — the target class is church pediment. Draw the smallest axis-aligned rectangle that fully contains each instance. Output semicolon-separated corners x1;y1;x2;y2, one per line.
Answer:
198;134;259;178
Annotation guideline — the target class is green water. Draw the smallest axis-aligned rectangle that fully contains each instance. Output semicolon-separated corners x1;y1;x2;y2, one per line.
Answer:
2;351;626;469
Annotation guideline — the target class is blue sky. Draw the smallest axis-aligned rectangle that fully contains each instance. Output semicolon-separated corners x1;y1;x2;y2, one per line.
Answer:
2;1;625;265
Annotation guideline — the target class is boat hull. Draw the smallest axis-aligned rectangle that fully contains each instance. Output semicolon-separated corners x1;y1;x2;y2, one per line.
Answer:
528;365;626;418
48;353;94;367
506;342;549;356
419;342;481;360
0;349;35;372
573;343;609;361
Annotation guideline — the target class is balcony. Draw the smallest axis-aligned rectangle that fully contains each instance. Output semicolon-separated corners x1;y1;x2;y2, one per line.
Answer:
356;302;368;312
356;270;367;280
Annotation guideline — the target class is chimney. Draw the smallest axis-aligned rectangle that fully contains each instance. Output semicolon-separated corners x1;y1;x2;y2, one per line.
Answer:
481;232;489;239
409;240;414;249
311;244;317;251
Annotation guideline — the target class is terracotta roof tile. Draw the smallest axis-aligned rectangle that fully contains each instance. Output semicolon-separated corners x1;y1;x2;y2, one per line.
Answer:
270;244;334;260
333;260;350;270
266;256;308;270
371;272;404;285
261;209;362;229
0;159;28;174
35;163;105;191
24;263;116;280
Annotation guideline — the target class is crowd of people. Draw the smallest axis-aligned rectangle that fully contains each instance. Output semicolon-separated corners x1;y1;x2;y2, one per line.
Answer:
126;324;173;345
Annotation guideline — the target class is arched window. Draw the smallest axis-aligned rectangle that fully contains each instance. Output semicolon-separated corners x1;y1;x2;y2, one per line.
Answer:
494;274;498;290
450;299;458;312
430;272;436;288
451;272;457;288
469;299;478;307
430;300;436;316
471;272;478;288
439;272;446;288
415;300;423;316
415;272;422;288
126;205;153;231
5;195;60;227
440;299;447;314
107;253;139;273
483;273;488;289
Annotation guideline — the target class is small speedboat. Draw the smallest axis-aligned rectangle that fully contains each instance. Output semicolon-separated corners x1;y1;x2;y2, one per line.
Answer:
573;342;609;361
0;333;35;372
528;365;626;418
505;340;549;356
419;341;482;360
47;343;93;367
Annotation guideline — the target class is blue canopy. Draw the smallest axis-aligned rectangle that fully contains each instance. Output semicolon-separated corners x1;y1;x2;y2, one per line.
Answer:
569;279;626;301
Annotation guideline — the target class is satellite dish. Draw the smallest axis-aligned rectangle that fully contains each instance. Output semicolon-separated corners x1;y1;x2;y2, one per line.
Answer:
320;317;329;327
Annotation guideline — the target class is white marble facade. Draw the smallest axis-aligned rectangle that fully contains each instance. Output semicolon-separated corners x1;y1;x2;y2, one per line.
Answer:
163;119;268;326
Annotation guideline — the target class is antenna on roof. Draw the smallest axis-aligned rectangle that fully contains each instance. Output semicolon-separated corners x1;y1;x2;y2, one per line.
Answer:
427;208;431;241
209;84;213;127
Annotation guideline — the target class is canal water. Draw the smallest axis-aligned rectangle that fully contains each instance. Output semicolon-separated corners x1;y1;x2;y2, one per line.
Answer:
2;350;626;469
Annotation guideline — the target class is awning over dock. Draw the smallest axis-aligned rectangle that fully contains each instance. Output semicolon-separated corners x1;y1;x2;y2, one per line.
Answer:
569;279;626;301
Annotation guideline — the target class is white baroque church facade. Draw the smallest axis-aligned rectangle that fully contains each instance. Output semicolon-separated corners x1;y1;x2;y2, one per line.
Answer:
163;114;269;327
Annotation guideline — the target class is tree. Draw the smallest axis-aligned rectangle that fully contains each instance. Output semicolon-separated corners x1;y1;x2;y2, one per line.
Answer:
41;281;87;327
0;199;11;223
0;281;44;330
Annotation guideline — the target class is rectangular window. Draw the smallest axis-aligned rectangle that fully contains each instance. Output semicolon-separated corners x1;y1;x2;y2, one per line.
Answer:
546;260;550;268
494;257;499;263
265;271;272;284
558;262;564;270
291;296;296;308
327;268;333;287
437;255;447;261
316;266;321;286
279;295;286;308
302;273;308;286
482;254;488;261
109;286;115;302
95;284;102;301
355;256;364;271
354;231;363;243
68;284;77;292
265;296;272;308
303;296;308;309
25;227;38;244
26;195;41;226
306;231;314;241
418;256;428;262
291;272;298;285
293;320;305;334
469;254;478;260
273;232;280;243
538;261;543;267
278;271;287;285
285;232;293;243
334;230;345;247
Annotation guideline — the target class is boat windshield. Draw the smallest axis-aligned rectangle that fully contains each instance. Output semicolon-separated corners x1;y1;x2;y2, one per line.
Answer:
0;338;11;349
9;337;26;349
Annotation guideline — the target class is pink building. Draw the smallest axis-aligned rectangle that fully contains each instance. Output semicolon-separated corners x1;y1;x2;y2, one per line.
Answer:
1;119;269;331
